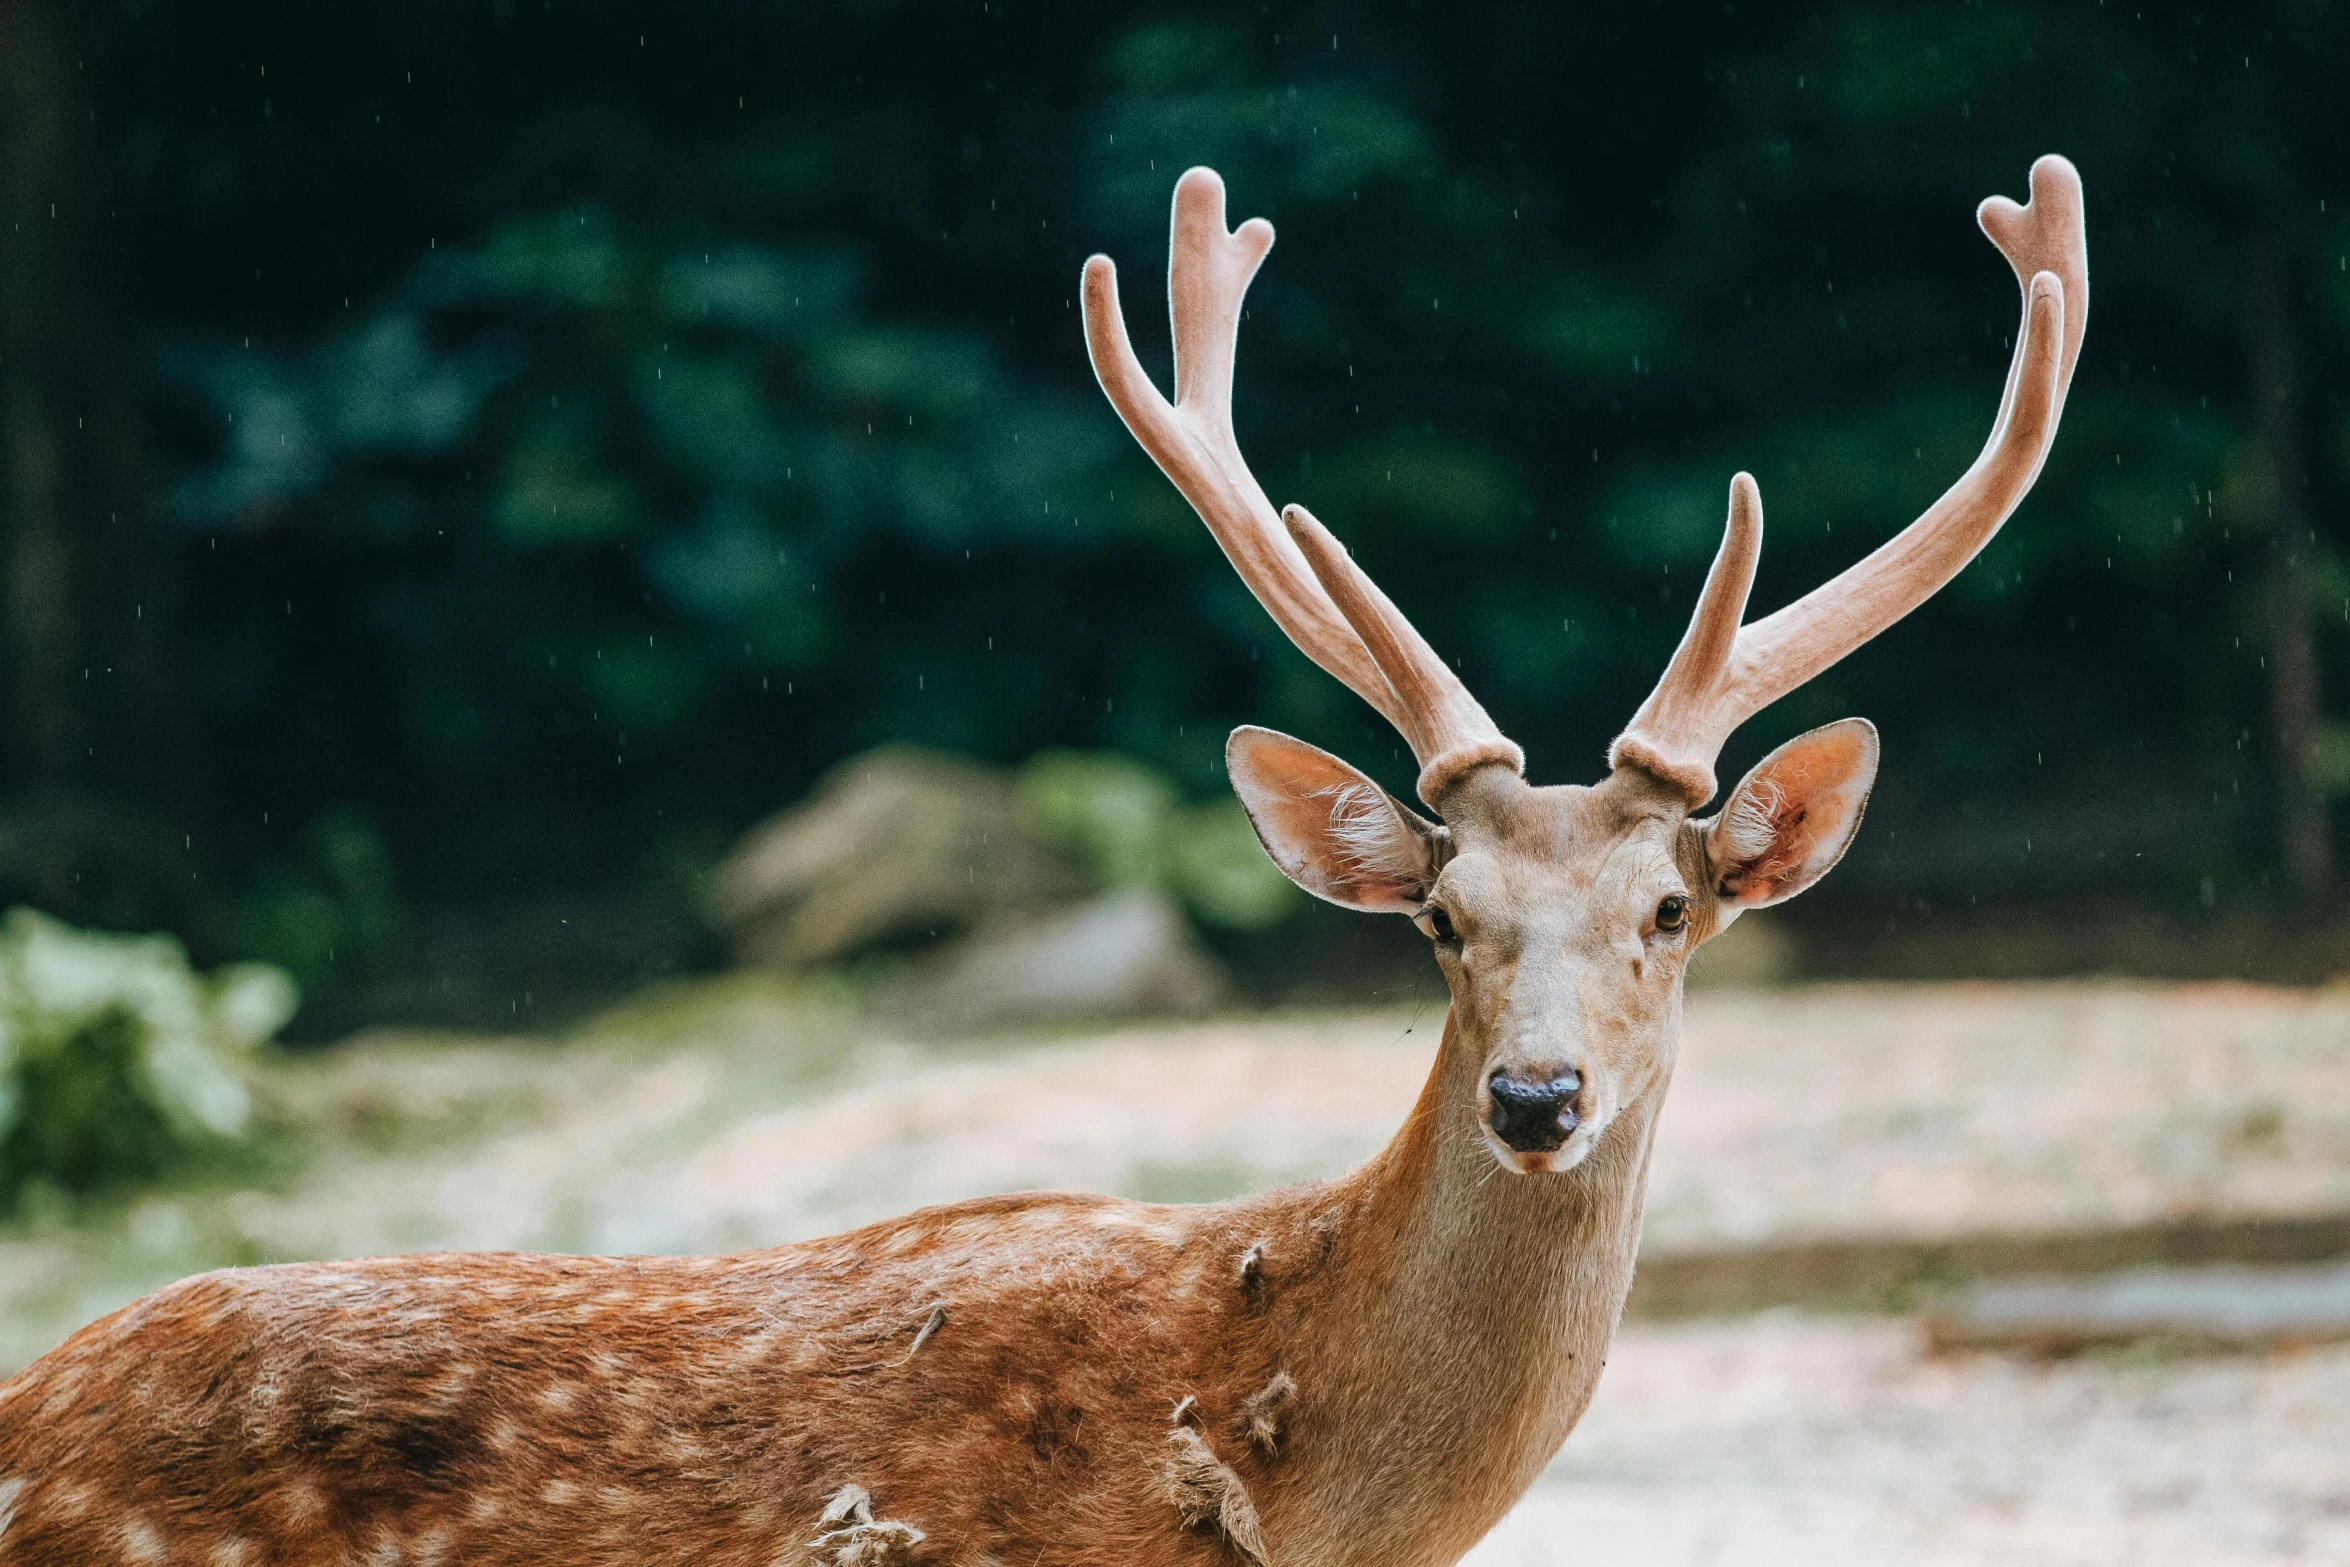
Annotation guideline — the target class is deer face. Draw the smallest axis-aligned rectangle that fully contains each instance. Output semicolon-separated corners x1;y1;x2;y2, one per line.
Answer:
1430;773;1702;1174
1230;721;1879;1176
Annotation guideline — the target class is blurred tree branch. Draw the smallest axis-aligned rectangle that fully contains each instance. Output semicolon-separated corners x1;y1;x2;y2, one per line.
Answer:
0;0;83;780
0;0;187;804
2246;234;2331;897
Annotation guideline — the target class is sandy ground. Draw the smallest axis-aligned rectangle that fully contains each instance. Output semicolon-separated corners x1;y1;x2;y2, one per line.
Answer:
43;978;2338;1277
628;980;2350;1260
1475;1317;2350;1567
4;978;2347;1560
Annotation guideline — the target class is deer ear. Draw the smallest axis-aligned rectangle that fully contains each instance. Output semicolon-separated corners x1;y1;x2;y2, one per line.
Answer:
1704;718;1879;911
1227;726;1445;914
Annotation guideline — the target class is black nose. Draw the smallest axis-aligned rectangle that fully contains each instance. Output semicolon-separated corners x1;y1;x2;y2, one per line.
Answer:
1486;1067;1582;1154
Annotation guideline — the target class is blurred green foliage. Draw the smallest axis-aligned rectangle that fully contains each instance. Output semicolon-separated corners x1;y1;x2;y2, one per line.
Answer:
233;808;412;1006
1016;750;1298;929
1159;799;1305;933
1018;751;1181;891
2;1;2347;997
0;909;297;1207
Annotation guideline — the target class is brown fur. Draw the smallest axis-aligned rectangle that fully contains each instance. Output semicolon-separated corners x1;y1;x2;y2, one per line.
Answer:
0;1104;1647;1565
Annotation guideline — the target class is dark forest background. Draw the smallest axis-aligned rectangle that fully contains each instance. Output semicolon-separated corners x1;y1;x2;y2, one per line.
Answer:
3;0;2347;1028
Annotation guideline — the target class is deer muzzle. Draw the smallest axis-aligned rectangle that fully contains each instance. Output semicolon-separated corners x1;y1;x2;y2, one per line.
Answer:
1484;1065;1583;1154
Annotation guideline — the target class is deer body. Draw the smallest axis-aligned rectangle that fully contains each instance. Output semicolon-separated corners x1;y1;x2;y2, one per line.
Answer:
1;968;1659;1567
0;159;2083;1565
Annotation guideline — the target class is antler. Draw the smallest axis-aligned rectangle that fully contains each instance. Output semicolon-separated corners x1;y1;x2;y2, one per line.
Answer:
1082;167;1522;807
1610;155;2090;804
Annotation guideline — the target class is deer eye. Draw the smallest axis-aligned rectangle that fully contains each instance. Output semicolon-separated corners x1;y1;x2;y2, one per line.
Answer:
1417;904;1459;946
1654;895;1690;934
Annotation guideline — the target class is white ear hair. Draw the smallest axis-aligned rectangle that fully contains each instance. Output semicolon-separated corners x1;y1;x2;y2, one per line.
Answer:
1715;773;1783;866
1321;780;1419;880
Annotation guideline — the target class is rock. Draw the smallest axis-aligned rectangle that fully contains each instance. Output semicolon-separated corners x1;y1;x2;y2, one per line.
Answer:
893;889;1230;1032
708;747;1085;970
1925;1260;2350;1354
709;747;1241;1022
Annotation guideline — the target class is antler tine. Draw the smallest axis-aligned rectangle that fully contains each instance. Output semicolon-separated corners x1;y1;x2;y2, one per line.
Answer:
1284;505;1524;805
1611;157;2087;805
1081;170;1404;734
1083;166;1523;806
1977;155;2091;454
1608;475;1764;801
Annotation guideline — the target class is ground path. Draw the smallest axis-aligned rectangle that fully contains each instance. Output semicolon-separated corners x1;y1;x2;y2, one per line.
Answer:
4;979;2345;1561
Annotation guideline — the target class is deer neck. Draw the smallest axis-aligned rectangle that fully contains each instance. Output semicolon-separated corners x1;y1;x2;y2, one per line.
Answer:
1274;1004;1668;1564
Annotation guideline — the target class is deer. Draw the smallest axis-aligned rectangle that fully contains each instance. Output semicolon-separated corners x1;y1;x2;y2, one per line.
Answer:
0;157;2085;1567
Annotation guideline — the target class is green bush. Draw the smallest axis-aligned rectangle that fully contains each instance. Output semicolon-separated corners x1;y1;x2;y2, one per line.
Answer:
1158;799;1301;932
1014;750;1300;931
0;908;298;1207
232;807;412;1012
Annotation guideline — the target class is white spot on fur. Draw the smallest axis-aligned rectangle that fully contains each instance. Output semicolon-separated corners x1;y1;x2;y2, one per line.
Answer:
33;1364;84;1418
539;1382;580;1412
209;1538;253;1567
0;1478;24;1543
118;1516;167;1563
879;1225;927;1255
543;1479;581;1506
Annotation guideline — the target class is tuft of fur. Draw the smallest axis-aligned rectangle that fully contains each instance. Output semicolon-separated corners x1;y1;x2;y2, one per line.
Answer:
1319;782;1410;878
1161;1427;1270;1566
897;1304;946;1363
1236;1242;1267;1293
810;1485;925;1567
812;1521;925;1567
1239;1372;1295;1455
1716;773;1784;867
818;1485;873;1528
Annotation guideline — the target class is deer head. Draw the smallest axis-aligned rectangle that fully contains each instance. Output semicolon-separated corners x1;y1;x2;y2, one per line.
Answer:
1085;161;2086;1176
